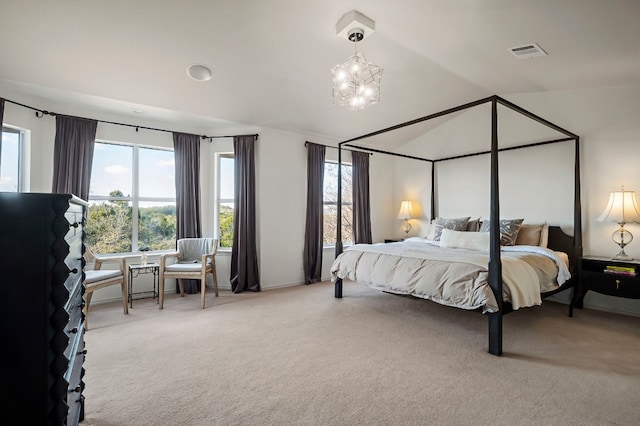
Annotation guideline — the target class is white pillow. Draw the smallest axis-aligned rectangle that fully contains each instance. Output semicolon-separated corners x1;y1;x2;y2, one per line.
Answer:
425;219;437;240
439;229;490;251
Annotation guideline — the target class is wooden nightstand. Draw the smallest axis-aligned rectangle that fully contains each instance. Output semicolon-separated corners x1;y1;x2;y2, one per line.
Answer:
572;256;640;316
384;238;404;243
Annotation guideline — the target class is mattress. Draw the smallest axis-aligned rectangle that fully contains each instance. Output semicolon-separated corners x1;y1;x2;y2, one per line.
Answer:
330;238;571;313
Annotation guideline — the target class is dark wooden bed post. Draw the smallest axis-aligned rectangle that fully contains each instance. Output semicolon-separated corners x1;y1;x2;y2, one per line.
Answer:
430;161;436;220
335;143;344;298
574;137;583;260
488;96;503;356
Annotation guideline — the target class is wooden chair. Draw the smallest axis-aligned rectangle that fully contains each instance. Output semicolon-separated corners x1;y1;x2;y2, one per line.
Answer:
83;248;128;330
159;238;219;309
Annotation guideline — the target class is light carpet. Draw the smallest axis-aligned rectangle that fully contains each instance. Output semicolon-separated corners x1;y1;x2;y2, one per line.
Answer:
82;281;640;425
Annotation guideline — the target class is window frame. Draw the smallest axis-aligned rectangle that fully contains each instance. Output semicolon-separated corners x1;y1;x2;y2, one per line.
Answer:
216;152;234;250
323;160;353;247
1;125;26;192
88;140;176;254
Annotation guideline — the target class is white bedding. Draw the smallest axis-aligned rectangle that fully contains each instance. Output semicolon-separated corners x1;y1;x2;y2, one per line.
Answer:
330;238;571;313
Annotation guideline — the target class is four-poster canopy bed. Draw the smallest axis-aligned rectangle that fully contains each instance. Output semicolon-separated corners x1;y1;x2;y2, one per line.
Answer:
331;95;583;356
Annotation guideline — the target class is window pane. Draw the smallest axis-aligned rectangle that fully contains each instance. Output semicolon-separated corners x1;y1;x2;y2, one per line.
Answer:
323;163;352;203
323;205;353;245
0;129;20;192
90;143;133;197
86;199;133;254
138;201;176;250
219;155;234;200
139;147;175;198
219;202;234;248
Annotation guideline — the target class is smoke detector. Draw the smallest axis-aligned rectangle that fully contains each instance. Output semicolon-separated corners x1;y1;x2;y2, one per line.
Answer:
509;43;547;59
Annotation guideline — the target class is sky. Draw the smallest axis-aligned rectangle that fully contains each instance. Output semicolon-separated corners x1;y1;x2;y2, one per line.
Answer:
90;142;176;199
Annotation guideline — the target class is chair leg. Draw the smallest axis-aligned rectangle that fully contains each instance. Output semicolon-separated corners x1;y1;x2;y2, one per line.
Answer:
212;268;219;297
178;279;185;297
201;277;206;309
83;291;93;331
121;280;129;315
159;277;165;309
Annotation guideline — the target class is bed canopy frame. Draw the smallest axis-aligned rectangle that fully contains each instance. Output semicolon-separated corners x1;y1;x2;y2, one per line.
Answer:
333;95;582;356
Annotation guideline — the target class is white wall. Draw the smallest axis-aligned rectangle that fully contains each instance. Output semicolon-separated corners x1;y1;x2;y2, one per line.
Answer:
392;87;640;316
1;90;395;303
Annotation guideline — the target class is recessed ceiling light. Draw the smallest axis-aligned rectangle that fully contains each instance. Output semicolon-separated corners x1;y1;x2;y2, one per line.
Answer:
187;64;213;81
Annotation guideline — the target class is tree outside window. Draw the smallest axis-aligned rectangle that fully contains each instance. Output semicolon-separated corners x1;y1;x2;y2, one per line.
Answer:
323;162;353;245
86;142;176;254
218;153;234;248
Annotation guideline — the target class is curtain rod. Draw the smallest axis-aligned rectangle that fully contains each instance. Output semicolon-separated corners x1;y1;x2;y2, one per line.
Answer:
2;97;257;141
304;141;372;155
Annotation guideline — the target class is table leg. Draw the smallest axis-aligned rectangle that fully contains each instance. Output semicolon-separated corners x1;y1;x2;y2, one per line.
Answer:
128;268;134;308
154;269;159;304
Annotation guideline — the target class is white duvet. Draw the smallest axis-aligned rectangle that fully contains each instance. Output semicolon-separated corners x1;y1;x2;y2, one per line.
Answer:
330;238;571;313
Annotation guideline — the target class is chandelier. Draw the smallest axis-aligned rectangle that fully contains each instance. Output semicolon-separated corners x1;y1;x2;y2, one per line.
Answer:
331;11;383;112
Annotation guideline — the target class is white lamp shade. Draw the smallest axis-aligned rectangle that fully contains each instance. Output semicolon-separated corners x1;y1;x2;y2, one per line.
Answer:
597;190;640;224
397;201;413;220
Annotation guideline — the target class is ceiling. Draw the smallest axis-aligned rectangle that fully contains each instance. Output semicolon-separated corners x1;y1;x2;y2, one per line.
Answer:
1;0;639;144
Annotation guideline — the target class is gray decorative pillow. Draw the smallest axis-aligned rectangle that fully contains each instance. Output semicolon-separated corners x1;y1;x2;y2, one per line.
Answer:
433;217;471;241
479;219;524;246
466;218;481;232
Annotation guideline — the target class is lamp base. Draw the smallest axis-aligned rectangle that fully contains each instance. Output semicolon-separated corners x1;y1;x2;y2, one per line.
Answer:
401;220;411;235
611;227;634;260
612;252;633;261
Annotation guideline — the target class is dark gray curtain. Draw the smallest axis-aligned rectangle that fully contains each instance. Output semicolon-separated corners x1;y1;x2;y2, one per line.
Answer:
0;99;4;164
303;142;325;284
230;135;260;293
352;150;372;244
51;116;98;200
173;132;202;293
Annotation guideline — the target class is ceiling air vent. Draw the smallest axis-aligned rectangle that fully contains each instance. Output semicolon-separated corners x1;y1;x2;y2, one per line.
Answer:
509;43;547;59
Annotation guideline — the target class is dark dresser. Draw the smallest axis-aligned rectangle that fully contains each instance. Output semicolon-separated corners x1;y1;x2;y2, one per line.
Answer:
0;192;88;425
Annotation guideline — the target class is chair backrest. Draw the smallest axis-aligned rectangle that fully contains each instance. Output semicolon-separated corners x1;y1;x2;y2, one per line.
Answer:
177;238;216;262
84;246;98;269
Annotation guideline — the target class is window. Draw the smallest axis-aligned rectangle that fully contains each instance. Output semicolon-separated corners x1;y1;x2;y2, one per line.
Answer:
323;162;353;245
0;126;23;192
86;141;176;254
217;153;234;248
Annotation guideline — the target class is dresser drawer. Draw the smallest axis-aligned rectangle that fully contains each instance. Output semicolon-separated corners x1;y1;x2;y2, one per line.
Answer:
66;336;85;426
65;234;83;275
65;209;84;241
582;270;640;299
64;268;83;297
64;282;84;361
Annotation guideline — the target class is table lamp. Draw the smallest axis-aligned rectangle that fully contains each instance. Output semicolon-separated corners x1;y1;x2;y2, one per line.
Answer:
596;187;640;260
397;200;413;235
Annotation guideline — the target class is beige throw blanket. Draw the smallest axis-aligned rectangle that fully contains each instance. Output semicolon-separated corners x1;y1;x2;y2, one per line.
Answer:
330;240;570;313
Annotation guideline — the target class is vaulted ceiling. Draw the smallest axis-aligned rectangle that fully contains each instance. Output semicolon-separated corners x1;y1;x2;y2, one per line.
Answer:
1;1;639;144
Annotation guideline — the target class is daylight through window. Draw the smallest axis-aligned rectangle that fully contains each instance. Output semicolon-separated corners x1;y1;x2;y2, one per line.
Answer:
86;141;176;254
